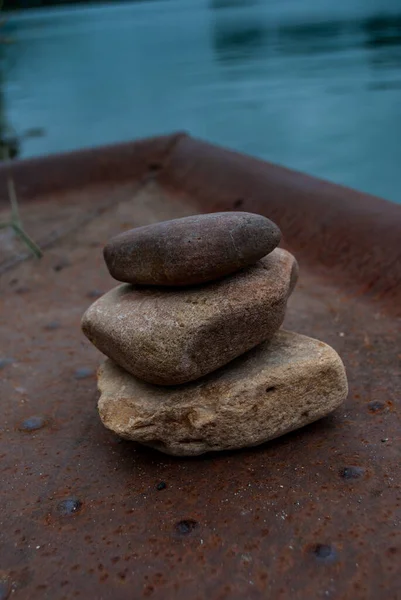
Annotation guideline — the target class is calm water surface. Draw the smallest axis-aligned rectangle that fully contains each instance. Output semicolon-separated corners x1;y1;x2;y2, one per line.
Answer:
1;0;401;202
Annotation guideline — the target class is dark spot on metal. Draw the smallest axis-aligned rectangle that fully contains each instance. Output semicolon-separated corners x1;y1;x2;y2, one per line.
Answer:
368;401;385;413
340;466;364;479
313;544;337;561
0;358;14;369
156;482;167;491
233;198;244;208
144;584;154;596
265;386;276;393
175;519;198;535
148;162;162;172
53;257;70;272
74;367;94;380
15;286;30;294
87;290;104;299
43;321;61;331
19;416;46;432
57;498;83;516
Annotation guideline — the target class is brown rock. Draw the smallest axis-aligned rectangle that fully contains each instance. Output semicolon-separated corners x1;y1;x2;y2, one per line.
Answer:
103;212;281;286
97;330;348;456
82;248;298;385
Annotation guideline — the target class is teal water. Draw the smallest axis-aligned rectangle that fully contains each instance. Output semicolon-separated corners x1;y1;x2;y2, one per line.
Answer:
1;0;401;202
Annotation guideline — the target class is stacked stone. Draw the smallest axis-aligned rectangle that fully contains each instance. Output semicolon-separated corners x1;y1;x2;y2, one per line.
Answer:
82;212;347;456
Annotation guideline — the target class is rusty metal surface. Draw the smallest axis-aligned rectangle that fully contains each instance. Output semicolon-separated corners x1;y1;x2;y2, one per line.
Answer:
0;135;400;600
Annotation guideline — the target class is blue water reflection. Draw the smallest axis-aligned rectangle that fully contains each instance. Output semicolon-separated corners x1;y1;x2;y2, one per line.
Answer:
1;0;400;202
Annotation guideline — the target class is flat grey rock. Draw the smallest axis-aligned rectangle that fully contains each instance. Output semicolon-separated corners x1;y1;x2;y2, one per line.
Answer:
103;212;281;286
82;248;298;385
97;330;348;456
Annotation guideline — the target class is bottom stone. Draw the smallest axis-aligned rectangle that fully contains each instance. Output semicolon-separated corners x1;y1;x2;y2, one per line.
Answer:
97;330;348;456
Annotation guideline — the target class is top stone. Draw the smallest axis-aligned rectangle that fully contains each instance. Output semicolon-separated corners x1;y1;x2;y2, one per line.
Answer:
103;212;281;286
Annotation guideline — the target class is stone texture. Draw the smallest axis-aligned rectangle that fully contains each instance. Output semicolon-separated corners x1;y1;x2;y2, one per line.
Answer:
97;330;348;456
82;248;298;385
103;212;281;286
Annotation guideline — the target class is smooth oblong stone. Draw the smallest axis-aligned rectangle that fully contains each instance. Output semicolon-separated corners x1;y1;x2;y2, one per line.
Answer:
97;330;348;456
103;212;281;286
82;248;298;385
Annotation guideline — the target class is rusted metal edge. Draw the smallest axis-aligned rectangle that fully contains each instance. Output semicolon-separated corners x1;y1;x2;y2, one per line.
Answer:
0;132;186;203
1;132;400;314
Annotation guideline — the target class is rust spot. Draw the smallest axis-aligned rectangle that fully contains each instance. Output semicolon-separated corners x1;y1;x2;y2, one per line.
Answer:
144;585;154;596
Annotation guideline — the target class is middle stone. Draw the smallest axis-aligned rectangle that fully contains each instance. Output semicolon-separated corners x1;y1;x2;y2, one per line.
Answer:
82;248;298;385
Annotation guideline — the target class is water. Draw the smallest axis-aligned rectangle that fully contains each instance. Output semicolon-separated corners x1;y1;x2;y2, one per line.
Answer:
1;0;401;202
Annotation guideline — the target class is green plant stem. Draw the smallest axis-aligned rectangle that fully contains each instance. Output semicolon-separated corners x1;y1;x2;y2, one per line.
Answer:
0;177;43;258
7;177;21;225
11;222;43;258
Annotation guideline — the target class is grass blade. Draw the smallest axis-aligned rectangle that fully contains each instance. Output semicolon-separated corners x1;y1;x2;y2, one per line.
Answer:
11;222;43;258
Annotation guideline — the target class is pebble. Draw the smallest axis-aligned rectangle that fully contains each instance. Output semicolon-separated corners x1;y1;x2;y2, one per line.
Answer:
103;212;281;286
82;248;298;385
97;330;348;456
